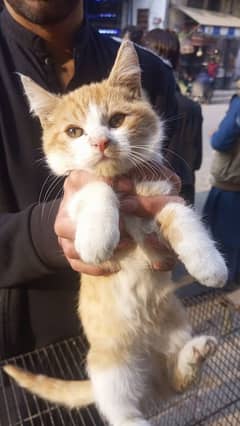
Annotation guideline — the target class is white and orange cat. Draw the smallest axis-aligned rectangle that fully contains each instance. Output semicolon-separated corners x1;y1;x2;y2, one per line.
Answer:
4;41;227;426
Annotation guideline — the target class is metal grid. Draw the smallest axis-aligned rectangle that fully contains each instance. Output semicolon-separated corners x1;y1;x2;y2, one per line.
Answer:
0;291;240;426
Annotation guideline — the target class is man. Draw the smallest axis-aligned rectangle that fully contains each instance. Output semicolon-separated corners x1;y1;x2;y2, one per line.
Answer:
0;0;180;360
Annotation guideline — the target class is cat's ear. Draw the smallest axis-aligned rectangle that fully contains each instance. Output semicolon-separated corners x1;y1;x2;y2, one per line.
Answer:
108;40;141;97
19;74;59;127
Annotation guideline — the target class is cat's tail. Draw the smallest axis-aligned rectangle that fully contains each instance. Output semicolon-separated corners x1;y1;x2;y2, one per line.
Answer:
3;364;94;408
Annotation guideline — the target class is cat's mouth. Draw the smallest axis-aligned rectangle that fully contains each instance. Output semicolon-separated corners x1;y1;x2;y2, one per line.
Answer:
96;152;117;163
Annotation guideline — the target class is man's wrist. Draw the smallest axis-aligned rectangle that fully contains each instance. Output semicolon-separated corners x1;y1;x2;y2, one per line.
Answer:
30;200;69;270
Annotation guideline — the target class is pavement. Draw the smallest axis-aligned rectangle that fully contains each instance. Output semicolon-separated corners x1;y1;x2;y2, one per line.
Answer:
211;88;236;104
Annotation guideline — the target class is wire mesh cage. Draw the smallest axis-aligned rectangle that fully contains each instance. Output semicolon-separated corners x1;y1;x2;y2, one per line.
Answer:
0;290;240;426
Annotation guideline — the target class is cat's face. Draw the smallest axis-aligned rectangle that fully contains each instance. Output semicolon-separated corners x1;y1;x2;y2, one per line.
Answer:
21;41;164;177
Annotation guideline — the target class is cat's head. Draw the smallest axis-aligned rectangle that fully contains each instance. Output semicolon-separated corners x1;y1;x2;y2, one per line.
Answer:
20;41;164;177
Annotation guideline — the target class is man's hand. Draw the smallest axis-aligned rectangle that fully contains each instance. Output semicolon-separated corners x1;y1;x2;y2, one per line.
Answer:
54;169;183;275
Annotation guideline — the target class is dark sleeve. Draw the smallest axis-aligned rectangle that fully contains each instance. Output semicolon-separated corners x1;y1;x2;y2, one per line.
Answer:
0;201;68;288
193;103;203;171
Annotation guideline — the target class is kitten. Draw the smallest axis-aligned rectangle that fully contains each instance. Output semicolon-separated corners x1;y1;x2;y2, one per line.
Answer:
4;41;227;426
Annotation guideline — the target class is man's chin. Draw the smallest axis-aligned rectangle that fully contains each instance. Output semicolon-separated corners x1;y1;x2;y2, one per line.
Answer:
5;0;80;25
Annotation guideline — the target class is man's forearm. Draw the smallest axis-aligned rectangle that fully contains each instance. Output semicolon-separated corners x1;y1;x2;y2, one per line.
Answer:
0;200;67;288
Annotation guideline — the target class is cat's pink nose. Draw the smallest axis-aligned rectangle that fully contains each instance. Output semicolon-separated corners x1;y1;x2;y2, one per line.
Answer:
94;138;109;152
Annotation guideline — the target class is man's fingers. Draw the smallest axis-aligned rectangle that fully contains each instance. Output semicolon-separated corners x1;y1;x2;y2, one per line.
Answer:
59;237;80;259
152;258;177;271
113;177;135;194
68;258;121;275
54;217;76;240
120;195;184;217
68;258;113;275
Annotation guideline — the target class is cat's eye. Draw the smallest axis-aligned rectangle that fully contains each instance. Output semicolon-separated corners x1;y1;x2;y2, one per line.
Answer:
109;113;126;129
65;126;83;138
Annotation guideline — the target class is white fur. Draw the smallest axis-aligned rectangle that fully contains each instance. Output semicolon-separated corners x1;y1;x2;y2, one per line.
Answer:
89;362;149;426
157;203;228;287
177;335;217;379
85;104;110;142
68;181;120;264
135;179;172;196
46;152;73;175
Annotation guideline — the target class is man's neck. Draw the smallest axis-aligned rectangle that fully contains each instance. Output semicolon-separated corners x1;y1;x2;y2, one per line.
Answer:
4;2;84;64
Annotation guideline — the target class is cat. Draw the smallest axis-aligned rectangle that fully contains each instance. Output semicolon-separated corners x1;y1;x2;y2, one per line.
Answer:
4;41;227;426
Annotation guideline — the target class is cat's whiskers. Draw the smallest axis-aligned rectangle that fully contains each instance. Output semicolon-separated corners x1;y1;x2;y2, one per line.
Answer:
117;145;165;181
158;112;185;139
38;174;52;205
129;146;182;190
40;175;64;220
113;145;177;192
129;154;159;180
34;157;48;167
126;154;147;177
129;152;164;180
46;187;64;224
42;175;63;204
162;147;191;171
129;144;162;160
108;147;148;177
162;112;185;124
116;147;150;178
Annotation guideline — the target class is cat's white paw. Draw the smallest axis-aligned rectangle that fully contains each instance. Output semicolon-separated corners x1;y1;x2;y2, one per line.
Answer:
176;335;217;391
68;181;120;265
185;249;228;288
75;216;120;264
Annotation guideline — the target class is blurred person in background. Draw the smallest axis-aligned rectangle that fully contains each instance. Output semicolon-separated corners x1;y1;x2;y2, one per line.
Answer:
204;92;240;289
194;64;213;104
144;28;203;205
121;25;144;45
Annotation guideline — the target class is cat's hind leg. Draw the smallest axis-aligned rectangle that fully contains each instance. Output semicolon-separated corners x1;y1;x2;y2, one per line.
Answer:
170;334;217;392
88;357;151;426
153;296;217;393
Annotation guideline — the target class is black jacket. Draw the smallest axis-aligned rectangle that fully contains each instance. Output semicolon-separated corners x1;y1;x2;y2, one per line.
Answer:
0;7;177;359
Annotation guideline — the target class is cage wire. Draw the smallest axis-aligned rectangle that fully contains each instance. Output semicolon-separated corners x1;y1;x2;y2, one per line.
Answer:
0;290;239;426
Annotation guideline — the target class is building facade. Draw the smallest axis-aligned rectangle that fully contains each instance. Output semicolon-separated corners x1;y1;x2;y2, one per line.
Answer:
130;0;169;31
167;0;240;88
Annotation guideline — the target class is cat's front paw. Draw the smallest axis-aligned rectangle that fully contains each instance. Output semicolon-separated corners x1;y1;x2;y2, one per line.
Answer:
75;219;120;265
186;249;228;288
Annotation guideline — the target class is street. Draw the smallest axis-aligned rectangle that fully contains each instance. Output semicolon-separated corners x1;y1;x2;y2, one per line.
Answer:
195;103;228;212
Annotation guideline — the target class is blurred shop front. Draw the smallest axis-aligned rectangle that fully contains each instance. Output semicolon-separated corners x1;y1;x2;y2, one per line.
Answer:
170;6;240;89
